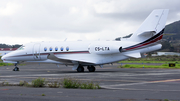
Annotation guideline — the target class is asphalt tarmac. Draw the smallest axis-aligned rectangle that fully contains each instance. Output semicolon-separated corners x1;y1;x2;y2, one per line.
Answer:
0;63;180;101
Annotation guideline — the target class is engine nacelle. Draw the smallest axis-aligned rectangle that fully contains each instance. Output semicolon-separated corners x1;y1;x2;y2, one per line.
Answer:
88;43;122;55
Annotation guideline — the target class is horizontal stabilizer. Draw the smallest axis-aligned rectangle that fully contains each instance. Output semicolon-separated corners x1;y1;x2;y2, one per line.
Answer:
137;31;156;36
124;52;141;58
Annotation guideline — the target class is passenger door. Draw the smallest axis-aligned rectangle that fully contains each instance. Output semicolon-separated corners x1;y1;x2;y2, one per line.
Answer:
33;43;41;60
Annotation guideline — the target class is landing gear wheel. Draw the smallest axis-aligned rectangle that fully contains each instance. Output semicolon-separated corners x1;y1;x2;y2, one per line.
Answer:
13;67;19;71
87;66;96;72
77;65;84;72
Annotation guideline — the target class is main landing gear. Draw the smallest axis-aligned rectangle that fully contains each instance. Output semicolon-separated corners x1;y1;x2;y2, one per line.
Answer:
87;65;96;72
76;65;96;72
13;63;19;71
77;65;84;72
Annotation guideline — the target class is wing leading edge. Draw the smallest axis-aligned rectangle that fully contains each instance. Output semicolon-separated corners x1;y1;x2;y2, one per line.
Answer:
47;53;96;65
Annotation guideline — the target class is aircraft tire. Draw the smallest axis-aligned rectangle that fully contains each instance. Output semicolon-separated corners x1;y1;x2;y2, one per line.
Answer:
77;66;84;72
13;67;19;71
87;66;95;72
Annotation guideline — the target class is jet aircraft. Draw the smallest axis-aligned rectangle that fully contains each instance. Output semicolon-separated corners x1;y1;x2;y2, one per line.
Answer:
1;9;169;72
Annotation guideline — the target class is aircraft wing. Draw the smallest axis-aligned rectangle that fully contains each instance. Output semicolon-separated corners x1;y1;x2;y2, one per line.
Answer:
47;53;72;64
47;53;96;64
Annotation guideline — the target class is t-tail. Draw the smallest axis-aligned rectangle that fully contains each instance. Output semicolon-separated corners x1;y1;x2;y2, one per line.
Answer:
123;9;169;58
129;9;169;43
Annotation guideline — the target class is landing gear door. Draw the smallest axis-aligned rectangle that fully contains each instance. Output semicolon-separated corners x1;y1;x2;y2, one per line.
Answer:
33;43;41;60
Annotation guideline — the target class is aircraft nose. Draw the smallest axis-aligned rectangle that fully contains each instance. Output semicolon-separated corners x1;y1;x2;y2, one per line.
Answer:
1;55;5;61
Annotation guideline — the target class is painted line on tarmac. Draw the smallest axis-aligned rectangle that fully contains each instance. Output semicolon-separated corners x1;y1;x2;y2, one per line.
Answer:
0;75;141;83
0;73;90;77
100;87;180;92
101;79;180;89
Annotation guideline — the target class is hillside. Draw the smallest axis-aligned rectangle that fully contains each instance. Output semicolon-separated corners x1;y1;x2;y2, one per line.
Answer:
0;44;21;48
164;20;180;34
161;20;180;52
164;20;180;40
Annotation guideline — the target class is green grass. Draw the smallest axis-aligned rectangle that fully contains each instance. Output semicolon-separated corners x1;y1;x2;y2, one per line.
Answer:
164;99;169;101
15;77;101;89
42;94;46;96
19;80;29;86
48;80;61;88
119;61;180;64
63;77;81;88
119;55;180;62
0;63;13;66
0;56;16;66
119;64;180;69
80;82;101;89
0;80;9;86
62;77;100;89
31;78;46;87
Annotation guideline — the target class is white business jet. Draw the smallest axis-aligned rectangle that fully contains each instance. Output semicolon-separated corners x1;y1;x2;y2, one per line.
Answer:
1;9;169;72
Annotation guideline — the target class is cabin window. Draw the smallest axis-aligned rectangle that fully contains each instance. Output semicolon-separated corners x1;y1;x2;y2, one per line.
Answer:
44;47;47;51
66;47;69;51
55;47;58;51
60;47;63;51
49;47;53;51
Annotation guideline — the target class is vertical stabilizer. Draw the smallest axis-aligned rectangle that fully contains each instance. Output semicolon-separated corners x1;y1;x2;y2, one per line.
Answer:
129;9;169;42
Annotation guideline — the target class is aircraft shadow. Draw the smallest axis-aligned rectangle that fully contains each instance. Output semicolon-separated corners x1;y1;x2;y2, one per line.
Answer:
55;70;121;73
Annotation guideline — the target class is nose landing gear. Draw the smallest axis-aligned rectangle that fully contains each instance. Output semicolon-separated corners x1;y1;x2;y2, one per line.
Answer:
13;63;19;71
13;67;19;71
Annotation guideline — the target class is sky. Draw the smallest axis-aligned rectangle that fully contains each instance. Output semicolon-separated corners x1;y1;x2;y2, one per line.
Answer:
0;0;180;45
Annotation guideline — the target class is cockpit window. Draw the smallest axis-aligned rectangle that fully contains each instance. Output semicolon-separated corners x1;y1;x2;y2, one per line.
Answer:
17;46;25;50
